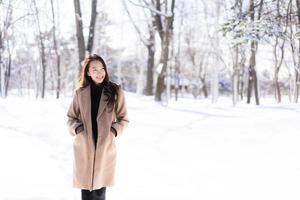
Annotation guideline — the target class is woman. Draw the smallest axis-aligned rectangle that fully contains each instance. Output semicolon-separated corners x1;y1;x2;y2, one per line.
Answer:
66;54;129;200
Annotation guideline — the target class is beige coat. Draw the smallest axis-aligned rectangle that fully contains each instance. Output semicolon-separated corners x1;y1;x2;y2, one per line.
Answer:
66;84;129;191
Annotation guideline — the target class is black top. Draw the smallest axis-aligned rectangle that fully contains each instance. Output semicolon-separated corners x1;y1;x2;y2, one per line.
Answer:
90;80;103;148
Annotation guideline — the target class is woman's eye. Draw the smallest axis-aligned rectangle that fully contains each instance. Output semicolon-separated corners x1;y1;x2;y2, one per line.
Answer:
91;68;104;73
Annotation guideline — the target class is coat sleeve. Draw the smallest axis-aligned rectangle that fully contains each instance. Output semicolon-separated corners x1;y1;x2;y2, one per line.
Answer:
66;90;83;136
111;86;129;137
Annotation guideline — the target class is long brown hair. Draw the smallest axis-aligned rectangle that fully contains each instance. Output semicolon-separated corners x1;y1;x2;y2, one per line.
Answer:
78;54;119;108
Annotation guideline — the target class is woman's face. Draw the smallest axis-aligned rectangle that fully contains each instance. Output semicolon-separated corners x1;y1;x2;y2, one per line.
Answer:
87;60;106;84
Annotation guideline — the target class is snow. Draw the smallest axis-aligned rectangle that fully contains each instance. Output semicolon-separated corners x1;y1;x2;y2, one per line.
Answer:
0;93;299;200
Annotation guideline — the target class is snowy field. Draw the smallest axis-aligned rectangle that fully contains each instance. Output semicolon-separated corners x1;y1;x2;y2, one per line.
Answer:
0;92;299;200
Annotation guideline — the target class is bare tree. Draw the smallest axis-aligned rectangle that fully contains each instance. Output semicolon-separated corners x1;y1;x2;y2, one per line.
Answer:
231;0;247;105
238;49;247;101
172;1;184;101
73;0;85;76
271;0;289;103
86;0;98;54
73;0;99;77
154;0;176;102
125;0;175;101
184;31;208;98
32;0;47;98
246;0;263;105
0;0;13;97
123;0;156;95
0;3;3;96
230;0;243;105
209;0;221;103
50;0;61;99
293;0;300;102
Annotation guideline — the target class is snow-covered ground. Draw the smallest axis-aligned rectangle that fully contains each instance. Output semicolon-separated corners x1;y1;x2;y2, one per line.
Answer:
0;92;299;200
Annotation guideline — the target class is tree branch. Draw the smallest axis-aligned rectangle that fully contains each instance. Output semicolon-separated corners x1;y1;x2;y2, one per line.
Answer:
127;0;172;17
122;0;149;46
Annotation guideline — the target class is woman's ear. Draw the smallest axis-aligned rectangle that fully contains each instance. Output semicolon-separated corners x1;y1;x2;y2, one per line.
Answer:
87;72;90;76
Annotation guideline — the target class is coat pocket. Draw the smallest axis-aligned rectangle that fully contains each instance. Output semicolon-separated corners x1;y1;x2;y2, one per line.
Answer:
75;124;84;135
110;126;117;137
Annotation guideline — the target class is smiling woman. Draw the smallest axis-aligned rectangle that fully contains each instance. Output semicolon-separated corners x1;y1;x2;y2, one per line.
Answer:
66;54;129;200
87;61;106;85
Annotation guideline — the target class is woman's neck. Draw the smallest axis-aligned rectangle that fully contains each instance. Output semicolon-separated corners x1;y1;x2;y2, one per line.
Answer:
91;80;103;87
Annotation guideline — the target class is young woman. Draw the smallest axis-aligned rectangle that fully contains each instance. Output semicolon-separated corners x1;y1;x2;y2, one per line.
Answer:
66;54;129;200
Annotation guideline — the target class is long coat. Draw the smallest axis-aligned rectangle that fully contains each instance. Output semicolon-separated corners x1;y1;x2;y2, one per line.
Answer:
66;84;129;191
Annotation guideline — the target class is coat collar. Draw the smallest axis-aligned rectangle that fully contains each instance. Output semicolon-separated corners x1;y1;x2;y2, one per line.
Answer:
79;84;109;121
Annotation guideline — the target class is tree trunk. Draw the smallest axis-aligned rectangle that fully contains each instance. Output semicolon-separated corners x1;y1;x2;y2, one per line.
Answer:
155;30;170;101
154;0;175;101
145;15;156;96
232;47;239;105
0;30;2;96
74;0;85;76
295;0;300;102
50;0;61;99
40;38;46;98
273;0;287;103
146;42;155;95
232;0;244;105
247;41;259;105
210;1;221;103
247;0;261;105
4;53;11;97
294;71;299;102
87;0;98;54
273;36;284;103
239;51;246;100
288;0;297;101
122;0;156;95
200;77;208;98
33;0;47;98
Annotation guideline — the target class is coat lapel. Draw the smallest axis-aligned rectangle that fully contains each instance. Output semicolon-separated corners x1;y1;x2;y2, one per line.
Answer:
80;84;109;123
97;87;109;119
80;85;91;131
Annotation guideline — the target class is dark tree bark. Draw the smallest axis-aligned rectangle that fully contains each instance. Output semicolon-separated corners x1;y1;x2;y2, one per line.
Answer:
155;0;176;101
146;39;155;95
247;41;259;105
87;0;98;54
33;0;47;98
145;15;156;96
246;0;262;105
74;0;85;76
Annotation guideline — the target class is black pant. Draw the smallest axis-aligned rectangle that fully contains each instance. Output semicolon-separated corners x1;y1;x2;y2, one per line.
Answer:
81;187;106;200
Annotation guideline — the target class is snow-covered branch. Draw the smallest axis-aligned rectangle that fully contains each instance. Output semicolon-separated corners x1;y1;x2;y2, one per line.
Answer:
127;0;172;17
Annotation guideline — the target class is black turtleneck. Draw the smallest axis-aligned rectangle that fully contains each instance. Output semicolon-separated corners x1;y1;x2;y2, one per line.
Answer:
90;80;103;148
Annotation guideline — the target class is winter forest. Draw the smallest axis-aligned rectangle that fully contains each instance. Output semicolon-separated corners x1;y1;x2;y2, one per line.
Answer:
0;0;300;200
1;0;300;104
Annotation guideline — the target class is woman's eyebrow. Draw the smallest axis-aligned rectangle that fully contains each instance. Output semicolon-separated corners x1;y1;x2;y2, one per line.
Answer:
90;66;104;70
